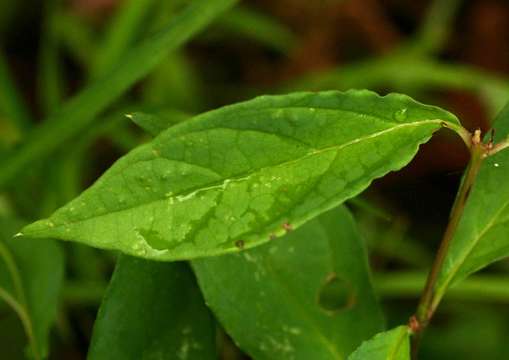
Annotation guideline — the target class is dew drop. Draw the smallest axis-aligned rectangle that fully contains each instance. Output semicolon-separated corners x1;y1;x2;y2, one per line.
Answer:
393;108;408;122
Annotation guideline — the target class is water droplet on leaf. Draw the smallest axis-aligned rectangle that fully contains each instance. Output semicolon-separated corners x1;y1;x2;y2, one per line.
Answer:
393;108;408;122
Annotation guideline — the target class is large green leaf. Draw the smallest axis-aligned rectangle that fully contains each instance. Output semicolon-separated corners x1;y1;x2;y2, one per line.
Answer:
348;326;410;360
193;206;384;359
21;90;462;261
88;255;215;360
434;103;509;305
0;0;238;189
0;217;64;359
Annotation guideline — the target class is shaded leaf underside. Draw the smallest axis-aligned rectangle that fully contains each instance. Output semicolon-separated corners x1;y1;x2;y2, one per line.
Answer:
88;256;215;360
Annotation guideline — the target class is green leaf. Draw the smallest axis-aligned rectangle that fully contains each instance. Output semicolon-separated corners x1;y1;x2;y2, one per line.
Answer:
0;217;64;359
21;90;462;261
129;110;191;137
434;102;509;305
88;255;215;360
192;206;384;359
0;0;238;189
348;326;410;360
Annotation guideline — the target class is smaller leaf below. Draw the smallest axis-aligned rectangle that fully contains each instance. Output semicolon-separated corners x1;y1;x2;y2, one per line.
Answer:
348;326;410;360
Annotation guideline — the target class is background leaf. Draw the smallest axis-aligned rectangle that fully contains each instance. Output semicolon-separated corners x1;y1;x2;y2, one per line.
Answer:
88;255;215;360
434;102;509;305
21;90;462;261
193;206;384;359
0;217;64;359
348;326;410;360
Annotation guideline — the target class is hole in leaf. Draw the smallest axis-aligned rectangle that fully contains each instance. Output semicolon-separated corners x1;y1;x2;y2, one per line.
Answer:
317;273;355;314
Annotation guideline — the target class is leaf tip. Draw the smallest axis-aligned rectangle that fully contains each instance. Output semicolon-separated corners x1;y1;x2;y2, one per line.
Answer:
19;219;55;239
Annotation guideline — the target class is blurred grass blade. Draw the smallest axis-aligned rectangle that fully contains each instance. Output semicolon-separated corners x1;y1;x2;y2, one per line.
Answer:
409;0;463;55
53;11;97;68
0;0;239;189
91;0;156;78
38;0;64;115
0;52;31;134
21;90;463;261
193;206;384;359
286;55;509;116
347;196;392;222
88;255;215;360
375;272;509;303
215;6;297;54
0;217;64;359
434;102;509;308
143;52;204;111
348;326;410;360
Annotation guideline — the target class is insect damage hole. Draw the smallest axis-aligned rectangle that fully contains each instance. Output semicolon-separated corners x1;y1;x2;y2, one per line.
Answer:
317;272;356;315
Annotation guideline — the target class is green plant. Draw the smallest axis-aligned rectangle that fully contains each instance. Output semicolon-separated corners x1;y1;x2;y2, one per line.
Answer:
17;86;509;360
3;0;509;359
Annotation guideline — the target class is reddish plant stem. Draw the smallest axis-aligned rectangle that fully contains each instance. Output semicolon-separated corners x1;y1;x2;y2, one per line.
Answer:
410;130;485;359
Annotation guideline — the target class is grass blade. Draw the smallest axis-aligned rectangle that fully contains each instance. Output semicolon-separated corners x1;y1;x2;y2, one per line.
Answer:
0;0;238;189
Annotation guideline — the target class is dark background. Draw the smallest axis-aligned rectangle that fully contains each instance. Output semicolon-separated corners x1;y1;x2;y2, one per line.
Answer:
1;0;509;358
